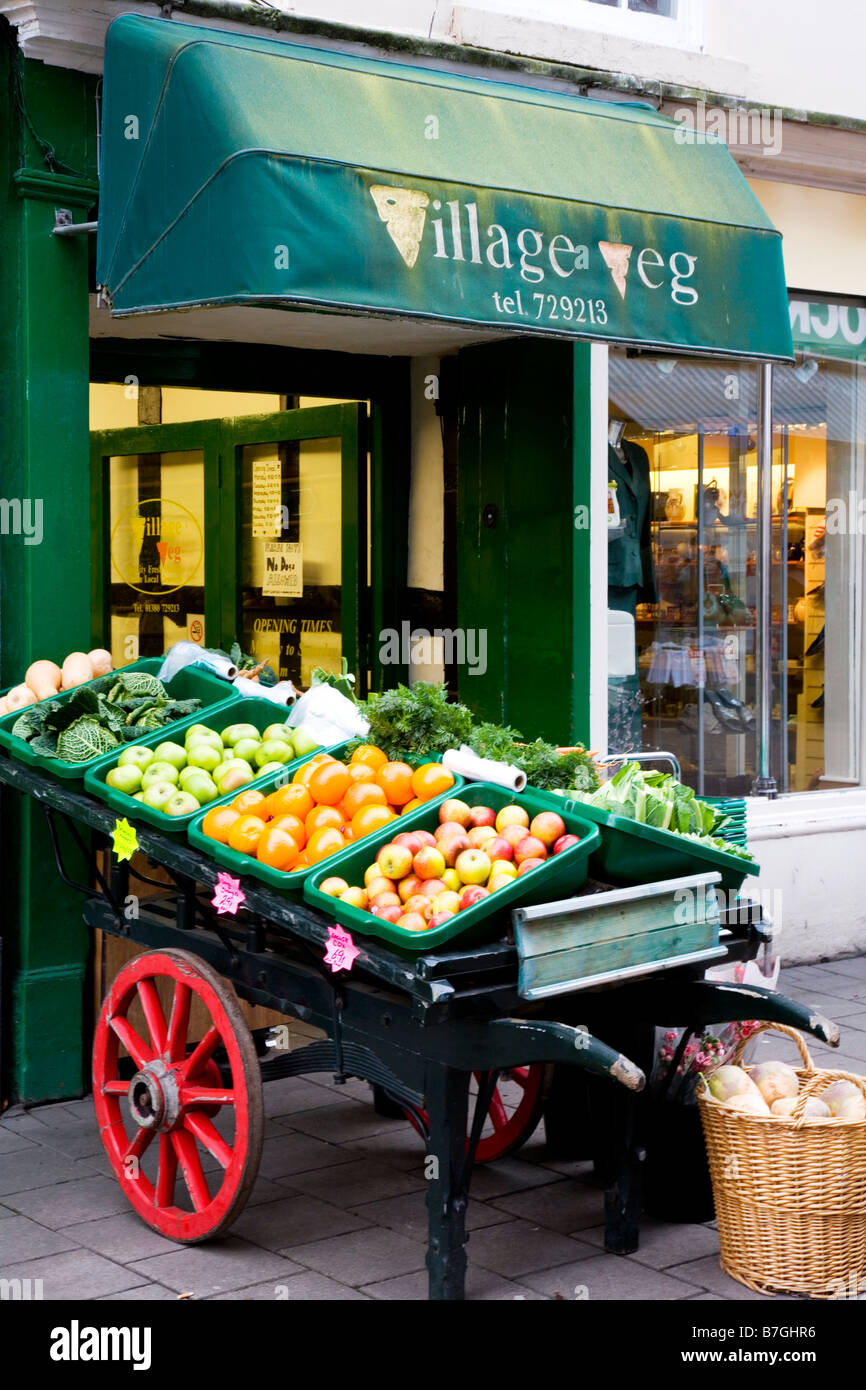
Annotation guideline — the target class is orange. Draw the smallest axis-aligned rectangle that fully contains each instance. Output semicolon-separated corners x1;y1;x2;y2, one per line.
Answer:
266;784;314;820
350;744;388;772
311;751;335;765
351;804;397;839
402;797;424;815
346;762;376;785
269;813;306;848
257;827;300;872
227;815;266;855
202;806;240;843
411;762;455;802
376;761;415;807
305;826;346;865
232;789;271;820
293;759;323;787
343;780;388;820
306;804;344;836
308;761;351;806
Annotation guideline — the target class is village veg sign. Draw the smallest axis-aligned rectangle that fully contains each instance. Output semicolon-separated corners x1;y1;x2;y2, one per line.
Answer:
214;161;792;359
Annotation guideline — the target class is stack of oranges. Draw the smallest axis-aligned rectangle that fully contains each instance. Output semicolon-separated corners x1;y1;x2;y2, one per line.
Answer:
199;744;455;875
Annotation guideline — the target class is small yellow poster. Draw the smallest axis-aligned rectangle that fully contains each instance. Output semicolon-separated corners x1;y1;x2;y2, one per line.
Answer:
262;542;303;597
251;459;283;537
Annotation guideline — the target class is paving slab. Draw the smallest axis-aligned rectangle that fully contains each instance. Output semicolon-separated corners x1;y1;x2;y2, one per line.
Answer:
461;1219;595;1278
350;1188;510;1239
96;1284;181;1301
779;967;865;1001
489;1178;605;1233
233;1192;371;1249
666;1254;794;1300
340;1127;428;1171
0;1215;79;1263
364;1265;549;1300
256;1132;359;1180
213;1272;371;1300
797;956;866;982
127;1239;304;1296
263;1076;359;1118
286;1226;426;1286
3;1174;133;1228
287;1101;407;1144
578;1219;721;1269
63;1211;184;1263
0;1145;82;1197
464;1156;573;1200
519;1254;702;1301
1;1248;147;1300
0;1128;39;1156
283;1158;426;1208
774;989;866;1021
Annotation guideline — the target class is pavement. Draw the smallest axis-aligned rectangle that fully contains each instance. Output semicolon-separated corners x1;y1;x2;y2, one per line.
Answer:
1;957;865;1302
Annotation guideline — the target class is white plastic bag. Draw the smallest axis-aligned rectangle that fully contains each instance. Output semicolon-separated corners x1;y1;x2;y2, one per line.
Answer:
287;684;369;746
158;641;237;684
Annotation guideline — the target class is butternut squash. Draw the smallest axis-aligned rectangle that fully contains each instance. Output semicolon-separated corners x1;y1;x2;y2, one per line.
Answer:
87;648;113;677
7;683;37;711
60;652;93;691
25;659;62;701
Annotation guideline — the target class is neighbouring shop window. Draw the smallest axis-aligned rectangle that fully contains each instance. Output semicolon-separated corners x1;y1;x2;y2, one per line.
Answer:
607;295;866;796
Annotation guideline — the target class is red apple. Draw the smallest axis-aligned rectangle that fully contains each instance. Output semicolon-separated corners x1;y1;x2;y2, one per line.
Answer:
438;832;471;866
434;820;467;843
501;823;531;849
467;824;497;849
530;811;567;848
468;805;497;828
341;885;369;910
364;863;388;887
495;804;530;833
397;874;423;904
459;884;490;910
486;835;514;863
397;911;429;932
419;877;447;899
319;876;348;897
372;903;402;922
487;873;515;892
514;835;548;864
441;868;461;893
377;843;413;880
439;799;471;828
365;875;396;901
489;859;517;880
455;848;492;885
429;910;457;927
517;857;546;874
414;829;437;848
404;894;433;919
413;845;447;880
393;831;424;856
369;890;401;910
553;833;581;855
430;890;462;916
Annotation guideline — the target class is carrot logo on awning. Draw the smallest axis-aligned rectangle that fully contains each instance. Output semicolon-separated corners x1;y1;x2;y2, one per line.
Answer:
598;241;633;300
370;186;430;268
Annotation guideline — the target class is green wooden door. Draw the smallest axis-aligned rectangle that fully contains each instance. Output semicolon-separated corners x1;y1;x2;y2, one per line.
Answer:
90;401;367;689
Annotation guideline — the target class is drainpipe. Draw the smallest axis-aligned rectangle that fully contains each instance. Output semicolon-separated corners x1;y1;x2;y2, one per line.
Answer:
752;362;778;797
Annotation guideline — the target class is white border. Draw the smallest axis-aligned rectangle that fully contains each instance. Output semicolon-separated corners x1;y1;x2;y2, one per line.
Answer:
589;341;610;754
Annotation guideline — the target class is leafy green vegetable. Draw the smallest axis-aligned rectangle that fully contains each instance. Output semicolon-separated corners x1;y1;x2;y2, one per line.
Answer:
576;760;752;856
108;672;166;702
57;717;118;762
311;658;357;703
11;708;41;740
358;683;475;761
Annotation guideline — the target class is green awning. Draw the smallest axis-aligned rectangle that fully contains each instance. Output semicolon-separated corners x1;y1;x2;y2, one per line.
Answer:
97;15;793;360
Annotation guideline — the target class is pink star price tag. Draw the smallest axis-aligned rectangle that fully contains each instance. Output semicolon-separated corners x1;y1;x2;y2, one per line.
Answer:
324;924;360;974
211;872;246;916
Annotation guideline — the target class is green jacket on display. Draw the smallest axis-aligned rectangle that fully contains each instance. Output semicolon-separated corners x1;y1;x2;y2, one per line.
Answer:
608;439;657;604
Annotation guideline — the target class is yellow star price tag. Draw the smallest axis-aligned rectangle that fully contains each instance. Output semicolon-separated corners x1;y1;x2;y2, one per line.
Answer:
112;817;138;863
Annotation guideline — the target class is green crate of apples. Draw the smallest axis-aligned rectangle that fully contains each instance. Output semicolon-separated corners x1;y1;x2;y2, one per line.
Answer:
83;697;324;833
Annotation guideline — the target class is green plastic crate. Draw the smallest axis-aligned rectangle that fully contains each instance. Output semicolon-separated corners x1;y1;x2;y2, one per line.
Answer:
304;782;600;955
534;791;758;893
0;658;239;781
188;756;463;899
83;697;332;835
703;795;749;847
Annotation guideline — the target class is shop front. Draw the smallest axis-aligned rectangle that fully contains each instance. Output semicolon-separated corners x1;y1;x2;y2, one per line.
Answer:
1;12;796;1102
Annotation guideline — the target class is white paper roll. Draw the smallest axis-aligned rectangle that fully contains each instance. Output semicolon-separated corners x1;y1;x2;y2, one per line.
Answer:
442;745;527;793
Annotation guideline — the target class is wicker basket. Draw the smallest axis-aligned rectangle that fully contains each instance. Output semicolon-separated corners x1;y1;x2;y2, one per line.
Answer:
697;1022;866;1298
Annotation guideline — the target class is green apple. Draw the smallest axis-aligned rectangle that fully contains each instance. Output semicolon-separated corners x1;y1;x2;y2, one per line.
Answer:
164;790;201;817
185;729;223;753
142;761;180;789
216;762;254;794
118;746;154;772
132;791;145;802
290;725;319;758
183;771;219;806
178;766;202;788
142;780;177;811
184;723;216;743
254;739;294;768
263;723;294;744
185;743;221;773
106;764;143;796
221;723;260;748
153;741;187;770
212;759;235;784
257;761;286;777
233;737;262;764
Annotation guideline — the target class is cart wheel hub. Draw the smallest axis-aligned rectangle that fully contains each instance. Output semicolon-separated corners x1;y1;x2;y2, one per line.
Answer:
128;1059;180;1131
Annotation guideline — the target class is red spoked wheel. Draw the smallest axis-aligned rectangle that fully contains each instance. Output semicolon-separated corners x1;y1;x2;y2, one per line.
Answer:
92;949;263;1243
405;1065;547;1164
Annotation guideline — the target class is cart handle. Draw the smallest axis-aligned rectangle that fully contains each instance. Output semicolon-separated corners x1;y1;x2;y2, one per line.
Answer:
599;749;682;781
451;1018;645;1092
